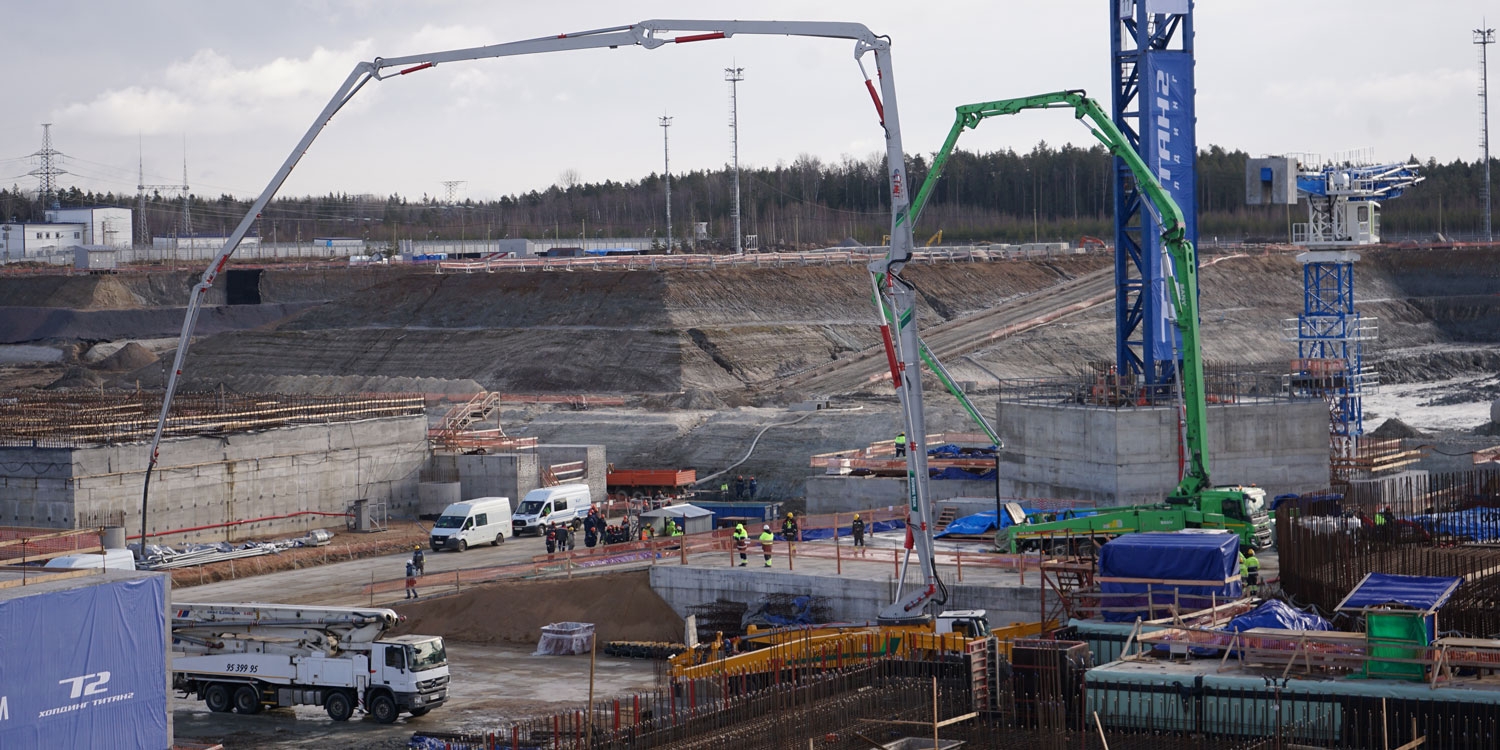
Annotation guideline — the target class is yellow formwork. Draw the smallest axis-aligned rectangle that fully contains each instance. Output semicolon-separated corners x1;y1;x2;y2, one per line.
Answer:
669;619;1054;680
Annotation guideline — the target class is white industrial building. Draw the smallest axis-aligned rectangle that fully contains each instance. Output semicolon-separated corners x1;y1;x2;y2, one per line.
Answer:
45;207;133;248
0;206;133;263
0;221;86;261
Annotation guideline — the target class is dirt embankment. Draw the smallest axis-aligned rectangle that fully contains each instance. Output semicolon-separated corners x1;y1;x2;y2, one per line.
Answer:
390;570;684;645
124;258;1111;396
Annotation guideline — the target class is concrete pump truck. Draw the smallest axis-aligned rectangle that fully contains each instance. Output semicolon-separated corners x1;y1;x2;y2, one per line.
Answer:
903;91;1271;556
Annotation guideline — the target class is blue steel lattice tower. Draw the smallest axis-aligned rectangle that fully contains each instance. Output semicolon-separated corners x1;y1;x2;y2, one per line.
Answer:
1290;251;1374;462
1110;0;1197;388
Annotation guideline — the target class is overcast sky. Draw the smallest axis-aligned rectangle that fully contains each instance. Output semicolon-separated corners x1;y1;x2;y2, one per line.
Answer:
1;1;1490;202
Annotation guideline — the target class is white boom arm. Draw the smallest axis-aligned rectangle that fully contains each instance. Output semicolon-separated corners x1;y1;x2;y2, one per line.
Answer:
172;603;401;656
143;18;941;622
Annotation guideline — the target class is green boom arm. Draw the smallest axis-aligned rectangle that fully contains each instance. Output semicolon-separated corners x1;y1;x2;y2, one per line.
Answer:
909;90;1210;498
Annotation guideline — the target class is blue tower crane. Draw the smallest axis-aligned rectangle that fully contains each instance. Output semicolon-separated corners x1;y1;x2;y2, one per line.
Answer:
1110;0;1197;391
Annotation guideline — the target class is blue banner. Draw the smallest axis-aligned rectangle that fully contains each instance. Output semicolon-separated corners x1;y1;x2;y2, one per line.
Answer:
1140;49;1197;370
0;575;169;750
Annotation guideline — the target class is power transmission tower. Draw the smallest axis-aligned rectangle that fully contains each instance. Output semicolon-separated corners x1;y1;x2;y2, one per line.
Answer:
441;180;466;206
29;123;67;210
136;140;191;245
660;115;673;252
1477;24;1495;241
725;66;744;254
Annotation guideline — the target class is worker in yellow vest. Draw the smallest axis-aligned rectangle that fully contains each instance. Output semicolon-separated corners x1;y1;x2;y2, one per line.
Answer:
1242;548;1261;595
732;523;749;567
894;431;907;457
758;524;776;567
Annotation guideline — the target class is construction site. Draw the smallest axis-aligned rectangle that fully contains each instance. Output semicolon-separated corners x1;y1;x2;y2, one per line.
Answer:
4;9;1500;750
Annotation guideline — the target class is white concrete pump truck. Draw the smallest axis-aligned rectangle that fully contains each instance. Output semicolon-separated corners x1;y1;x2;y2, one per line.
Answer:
171;603;449;723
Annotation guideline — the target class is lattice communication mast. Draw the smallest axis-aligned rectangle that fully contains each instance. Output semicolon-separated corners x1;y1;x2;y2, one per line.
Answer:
1110;0;1198;390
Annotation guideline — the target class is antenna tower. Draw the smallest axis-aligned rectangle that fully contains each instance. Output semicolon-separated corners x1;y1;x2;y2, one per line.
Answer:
181;139;193;237
29;123;67;210
660;115;673;252
725;66;744;254
1477;24;1495;242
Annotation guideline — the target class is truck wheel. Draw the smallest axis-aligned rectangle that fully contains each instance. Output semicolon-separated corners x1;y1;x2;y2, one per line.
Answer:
369;692;399;724
204;683;232;713
325;691;354;722
457;539;468;552
492;533;504;546
233;685;262;714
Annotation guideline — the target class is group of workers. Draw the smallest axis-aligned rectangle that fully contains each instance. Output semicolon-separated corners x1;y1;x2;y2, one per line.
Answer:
726;511;868;567
719;475;759;500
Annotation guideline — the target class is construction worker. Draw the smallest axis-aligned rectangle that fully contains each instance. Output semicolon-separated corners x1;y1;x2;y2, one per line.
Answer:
733;523;749;566
584;509;599;548
664;518;679;537
781;512;799;542
894;431;907;457
748;476;758;499
411;544;425;576
545;523;557;555
851;514;866;548
720;480;730;499
404;561;418;599
1242;547;1261;595
759;524;776;567
735;475;747;500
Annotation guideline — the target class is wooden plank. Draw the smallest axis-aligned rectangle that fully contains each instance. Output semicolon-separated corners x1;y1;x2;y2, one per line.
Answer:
0;567;99;589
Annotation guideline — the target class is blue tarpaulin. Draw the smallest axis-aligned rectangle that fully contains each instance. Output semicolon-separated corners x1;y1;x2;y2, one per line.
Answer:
936;508;1044;538
800;518;905;541
1337;573;1462;614
930;467;997;481
1097;532;1242;622
0;575;169;749
926;444;997;459
1411;508;1500;543
1224;600;1331;633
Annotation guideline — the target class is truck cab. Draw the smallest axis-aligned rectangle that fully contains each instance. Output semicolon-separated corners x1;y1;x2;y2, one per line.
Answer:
934;609;991;638
367;635;450;720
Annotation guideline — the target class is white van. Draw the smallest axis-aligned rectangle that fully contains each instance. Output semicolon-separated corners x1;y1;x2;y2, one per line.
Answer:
512;484;592;537
45;549;136;571
430;497;512;552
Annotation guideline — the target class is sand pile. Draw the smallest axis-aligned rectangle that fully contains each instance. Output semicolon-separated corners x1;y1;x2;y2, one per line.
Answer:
98;341;158;371
392;570;684;645
45;366;105;390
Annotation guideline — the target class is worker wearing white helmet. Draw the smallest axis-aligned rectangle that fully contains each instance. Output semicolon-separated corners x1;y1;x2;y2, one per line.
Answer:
758;524;776;567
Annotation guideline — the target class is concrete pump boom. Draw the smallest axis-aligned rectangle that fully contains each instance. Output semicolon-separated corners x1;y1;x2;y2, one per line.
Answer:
908;90;1213;500
143;19;947;624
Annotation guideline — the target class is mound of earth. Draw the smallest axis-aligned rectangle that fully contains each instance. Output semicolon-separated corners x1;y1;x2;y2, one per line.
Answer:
46;366;106;390
97;341;158;371
390;570;683;645
1369;418;1431;439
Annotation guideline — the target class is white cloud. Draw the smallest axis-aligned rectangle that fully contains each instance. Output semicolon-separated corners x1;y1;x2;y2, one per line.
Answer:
53;40;376;135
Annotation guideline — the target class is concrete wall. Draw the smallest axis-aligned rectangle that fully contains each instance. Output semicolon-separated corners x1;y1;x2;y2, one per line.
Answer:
0;415;428;544
649;566;1055;627
425;444;607;510
995;401;1329;506
804;476;1003;515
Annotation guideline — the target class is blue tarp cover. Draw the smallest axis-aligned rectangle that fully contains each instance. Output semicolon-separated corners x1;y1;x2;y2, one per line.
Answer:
800;518;904;541
926;444;997;458
1224;599;1331;633
1338;573;1462;613
930;467;997;481
1411;508;1500;543
1098;532;1241;582
1098;532;1242;622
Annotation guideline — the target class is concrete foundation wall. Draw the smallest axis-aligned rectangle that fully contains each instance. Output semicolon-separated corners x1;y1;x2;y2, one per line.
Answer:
996;401;1329;505
804;477;999;514
0;415;428;544
649;566;1055;628
425;444;607;511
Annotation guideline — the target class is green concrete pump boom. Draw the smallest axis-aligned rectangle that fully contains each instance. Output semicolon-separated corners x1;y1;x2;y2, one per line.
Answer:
909;90;1211;499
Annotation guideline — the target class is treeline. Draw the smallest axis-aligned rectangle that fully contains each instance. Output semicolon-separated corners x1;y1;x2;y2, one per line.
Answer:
0;146;1490;249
